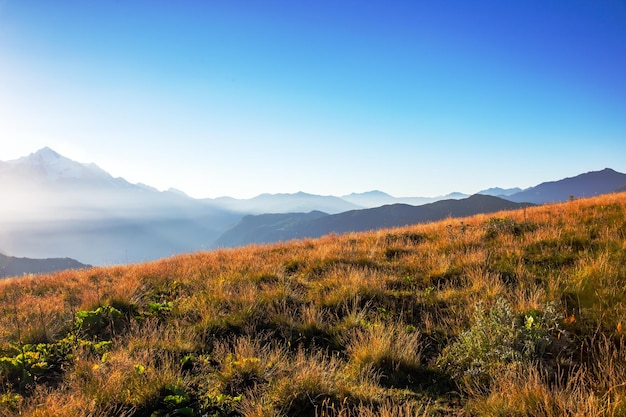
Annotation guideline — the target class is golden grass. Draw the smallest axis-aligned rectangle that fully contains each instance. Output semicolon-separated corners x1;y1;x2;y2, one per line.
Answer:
0;192;625;416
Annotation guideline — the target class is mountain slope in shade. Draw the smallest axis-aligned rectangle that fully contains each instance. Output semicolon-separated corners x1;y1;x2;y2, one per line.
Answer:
506;168;626;204
299;194;533;237
215;211;329;247
215;194;533;247
0;253;91;278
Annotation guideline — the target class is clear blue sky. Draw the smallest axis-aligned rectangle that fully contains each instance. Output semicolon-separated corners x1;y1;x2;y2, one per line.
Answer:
1;0;625;198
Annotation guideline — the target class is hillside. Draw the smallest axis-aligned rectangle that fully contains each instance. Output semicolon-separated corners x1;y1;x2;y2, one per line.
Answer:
1;193;626;416
0;254;90;278
215;210;329;247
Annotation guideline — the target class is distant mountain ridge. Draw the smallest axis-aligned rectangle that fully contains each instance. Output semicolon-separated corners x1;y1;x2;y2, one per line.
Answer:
505;168;626;204
478;187;523;197
0;253;90;278
205;191;361;215
340;190;469;208
215;194;533;247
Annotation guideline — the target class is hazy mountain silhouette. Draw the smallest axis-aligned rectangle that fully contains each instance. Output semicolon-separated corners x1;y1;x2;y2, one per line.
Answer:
212;191;470;213
205;192;360;214
478;187;523;197
506;168;626;204
215;195;533;247
0;148;241;265
339;190;397;207
341;190;469;208
0;253;90;278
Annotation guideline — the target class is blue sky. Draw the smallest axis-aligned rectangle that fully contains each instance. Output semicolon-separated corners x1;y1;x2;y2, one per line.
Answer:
1;0;625;198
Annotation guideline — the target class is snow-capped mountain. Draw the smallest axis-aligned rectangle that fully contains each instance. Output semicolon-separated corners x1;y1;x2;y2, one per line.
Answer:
0;147;240;265
1;147;133;189
8;147;106;180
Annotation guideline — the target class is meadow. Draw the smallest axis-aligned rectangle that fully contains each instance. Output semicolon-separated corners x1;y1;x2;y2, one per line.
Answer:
1;192;625;416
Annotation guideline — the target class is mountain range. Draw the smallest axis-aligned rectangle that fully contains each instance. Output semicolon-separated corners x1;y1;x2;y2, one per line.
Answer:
215;195;534;247
1;147;625;270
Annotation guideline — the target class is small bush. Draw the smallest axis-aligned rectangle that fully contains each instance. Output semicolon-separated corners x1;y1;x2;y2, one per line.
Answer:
484;217;536;240
437;298;565;391
74;305;124;340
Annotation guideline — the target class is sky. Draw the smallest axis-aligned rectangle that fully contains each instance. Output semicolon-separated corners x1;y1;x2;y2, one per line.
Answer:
0;0;625;199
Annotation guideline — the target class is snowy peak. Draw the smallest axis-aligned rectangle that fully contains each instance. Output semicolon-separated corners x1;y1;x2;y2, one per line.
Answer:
32;146;62;160
7;147;113;183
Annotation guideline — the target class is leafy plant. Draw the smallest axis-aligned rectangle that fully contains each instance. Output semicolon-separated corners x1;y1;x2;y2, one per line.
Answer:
201;392;241;417
483;217;536;240
437;298;565;391
0;392;22;413
151;384;195;417
75;305;123;339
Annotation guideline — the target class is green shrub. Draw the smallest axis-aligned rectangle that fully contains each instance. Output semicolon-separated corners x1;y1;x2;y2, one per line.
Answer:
75;305;124;340
484;217;536;240
437;299;565;391
0;392;22;413
151;384;195;417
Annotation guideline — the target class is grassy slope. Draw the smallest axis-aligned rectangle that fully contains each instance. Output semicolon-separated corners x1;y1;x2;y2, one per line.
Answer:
1;193;625;416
